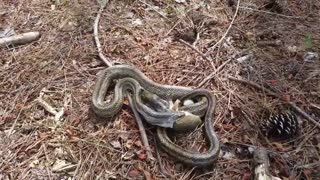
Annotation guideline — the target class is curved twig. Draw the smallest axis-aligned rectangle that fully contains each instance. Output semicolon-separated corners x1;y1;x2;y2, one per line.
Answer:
94;0;113;67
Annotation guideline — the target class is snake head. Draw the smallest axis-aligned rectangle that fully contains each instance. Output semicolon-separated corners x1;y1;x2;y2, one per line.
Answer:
173;111;202;133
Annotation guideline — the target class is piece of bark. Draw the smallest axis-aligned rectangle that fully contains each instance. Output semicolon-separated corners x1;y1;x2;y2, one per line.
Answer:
253;147;281;180
0;31;40;47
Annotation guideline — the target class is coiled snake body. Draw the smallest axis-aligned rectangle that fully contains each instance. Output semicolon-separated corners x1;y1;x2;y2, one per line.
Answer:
91;65;220;166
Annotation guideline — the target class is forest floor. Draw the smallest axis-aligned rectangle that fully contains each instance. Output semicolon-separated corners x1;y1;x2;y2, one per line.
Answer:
1;0;320;179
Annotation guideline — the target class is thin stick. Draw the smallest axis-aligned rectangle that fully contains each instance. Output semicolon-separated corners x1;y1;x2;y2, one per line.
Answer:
178;39;212;62
155;141;172;178
228;76;278;97
310;103;320;111
295;128;317;153
93;0;113;67
287;102;320;129
228;76;320;129
197;58;233;88
204;0;241;56
239;6;303;19
128;95;155;161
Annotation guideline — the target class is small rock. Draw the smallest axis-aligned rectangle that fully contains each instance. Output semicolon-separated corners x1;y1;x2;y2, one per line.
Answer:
236;54;252;63
183;99;194;106
221;151;236;160
132;19;143;26
51;5;56;10
304;52;319;62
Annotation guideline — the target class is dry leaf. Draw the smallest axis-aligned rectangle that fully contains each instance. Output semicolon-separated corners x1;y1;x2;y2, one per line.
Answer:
113;119;122;129
128;169;140;178
134;140;142;148
119;133;129;141
125;139;133;149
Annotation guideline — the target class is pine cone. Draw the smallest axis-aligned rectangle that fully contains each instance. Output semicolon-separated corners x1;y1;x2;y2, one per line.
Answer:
260;112;299;140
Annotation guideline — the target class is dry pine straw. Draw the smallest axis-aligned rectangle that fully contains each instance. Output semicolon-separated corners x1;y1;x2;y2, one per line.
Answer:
1;0;320;179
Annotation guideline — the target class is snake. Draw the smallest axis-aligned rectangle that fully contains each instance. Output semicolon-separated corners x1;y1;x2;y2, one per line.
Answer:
91;64;220;166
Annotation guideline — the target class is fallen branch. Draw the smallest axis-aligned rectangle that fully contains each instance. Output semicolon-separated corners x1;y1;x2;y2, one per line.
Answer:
253;147;280;180
0;31;40;47
93;0;113;67
228;76;320;129
204;0;240;56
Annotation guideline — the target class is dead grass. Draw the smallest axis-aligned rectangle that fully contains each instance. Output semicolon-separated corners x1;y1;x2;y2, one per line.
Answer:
1;0;320;179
